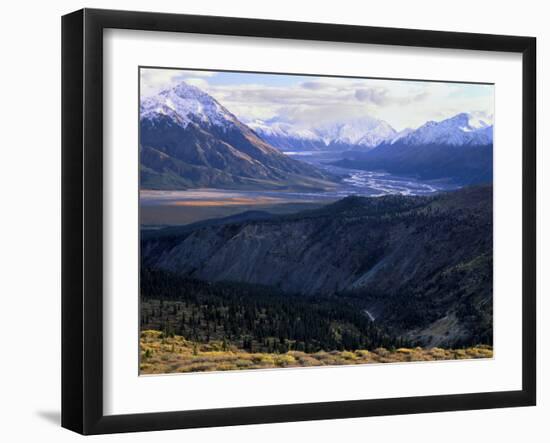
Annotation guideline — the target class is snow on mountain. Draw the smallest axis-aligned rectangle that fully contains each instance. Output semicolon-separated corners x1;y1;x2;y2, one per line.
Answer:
395;113;493;146
250;116;397;150
333;112;494;185
141;83;493;152
140;82;237;129
251;112;493;150
467;111;493;130
356;121;397;147
247;118;320;142
318;117;397;147
139;81;336;190
390;127;414;144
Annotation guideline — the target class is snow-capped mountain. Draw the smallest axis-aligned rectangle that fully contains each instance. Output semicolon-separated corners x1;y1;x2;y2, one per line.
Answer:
317;117;397;148
140;82;238;129
395;113;493;146
247;118;324;150
249;116;397;151
333;112;494;185
140;82;493;188
139;82;335;190
250;112;493;152
390;127;414;144
247;119;319;141
318;116;396;148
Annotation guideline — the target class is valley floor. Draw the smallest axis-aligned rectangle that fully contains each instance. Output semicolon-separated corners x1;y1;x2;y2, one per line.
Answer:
139;330;493;375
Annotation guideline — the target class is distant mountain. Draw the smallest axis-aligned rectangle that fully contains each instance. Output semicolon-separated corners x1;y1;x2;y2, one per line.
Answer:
142;185;493;347
140;82;336;191
389;127;414;144
393;113;493;146
246;119;324;151
248;116;397;151
319;117;397;149
333;113;494;185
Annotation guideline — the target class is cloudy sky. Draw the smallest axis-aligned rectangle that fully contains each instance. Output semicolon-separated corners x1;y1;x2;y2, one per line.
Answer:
140;68;494;131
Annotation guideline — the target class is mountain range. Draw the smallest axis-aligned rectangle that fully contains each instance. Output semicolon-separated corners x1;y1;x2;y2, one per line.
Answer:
141;185;493;347
140;81;494;189
334;113;493;185
388;112;493;146
140;83;335;191
247;116;398;151
249;111;493;151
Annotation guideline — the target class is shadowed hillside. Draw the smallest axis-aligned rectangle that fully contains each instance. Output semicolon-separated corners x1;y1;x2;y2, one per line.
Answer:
141;186;492;348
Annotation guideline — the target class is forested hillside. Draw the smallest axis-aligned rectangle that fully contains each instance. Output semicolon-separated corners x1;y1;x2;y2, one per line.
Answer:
141;186;493;348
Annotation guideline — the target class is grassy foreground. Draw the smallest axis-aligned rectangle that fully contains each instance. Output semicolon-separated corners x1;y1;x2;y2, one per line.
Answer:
140;330;493;374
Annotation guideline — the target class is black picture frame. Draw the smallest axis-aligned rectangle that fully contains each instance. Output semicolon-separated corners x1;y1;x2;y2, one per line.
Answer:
62;8;536;435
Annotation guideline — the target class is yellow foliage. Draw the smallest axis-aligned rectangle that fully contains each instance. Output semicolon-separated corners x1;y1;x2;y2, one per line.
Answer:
141;330;163;339
139;332;493;374
340;351;358;360
275;354;296;367
397;348;414;354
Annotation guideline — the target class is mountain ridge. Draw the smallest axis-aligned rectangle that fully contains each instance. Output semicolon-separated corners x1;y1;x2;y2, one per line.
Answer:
248;116;398;151
249;112;492;152
140;82;337;191
332;113;494;185
141;185;493;347
393;112;493;147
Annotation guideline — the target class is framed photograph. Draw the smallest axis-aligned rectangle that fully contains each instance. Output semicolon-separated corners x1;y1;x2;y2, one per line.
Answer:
62;8;536;435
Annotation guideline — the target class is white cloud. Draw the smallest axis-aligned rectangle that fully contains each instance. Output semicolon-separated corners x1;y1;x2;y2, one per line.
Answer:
301;81;331;90
183;78;209;89
354;88;389;105
141;69;494;131
140;68;215;97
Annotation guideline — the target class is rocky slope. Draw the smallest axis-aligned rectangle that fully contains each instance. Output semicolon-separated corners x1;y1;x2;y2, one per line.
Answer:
142;186;493;347
140;82;336;191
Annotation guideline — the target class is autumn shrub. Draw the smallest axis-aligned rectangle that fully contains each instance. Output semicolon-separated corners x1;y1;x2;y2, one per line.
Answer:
275;355;296;367
139;332;493;374
340;351;357;360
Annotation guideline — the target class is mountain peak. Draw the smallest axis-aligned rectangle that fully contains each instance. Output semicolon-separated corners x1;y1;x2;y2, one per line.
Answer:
140;81;337;191
164;82;212;102
446;112;470;125
451;112;469;119
141;81;236;129
395;112;493;146
317;116;396;147
250;115;397;150
442;112;491;130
